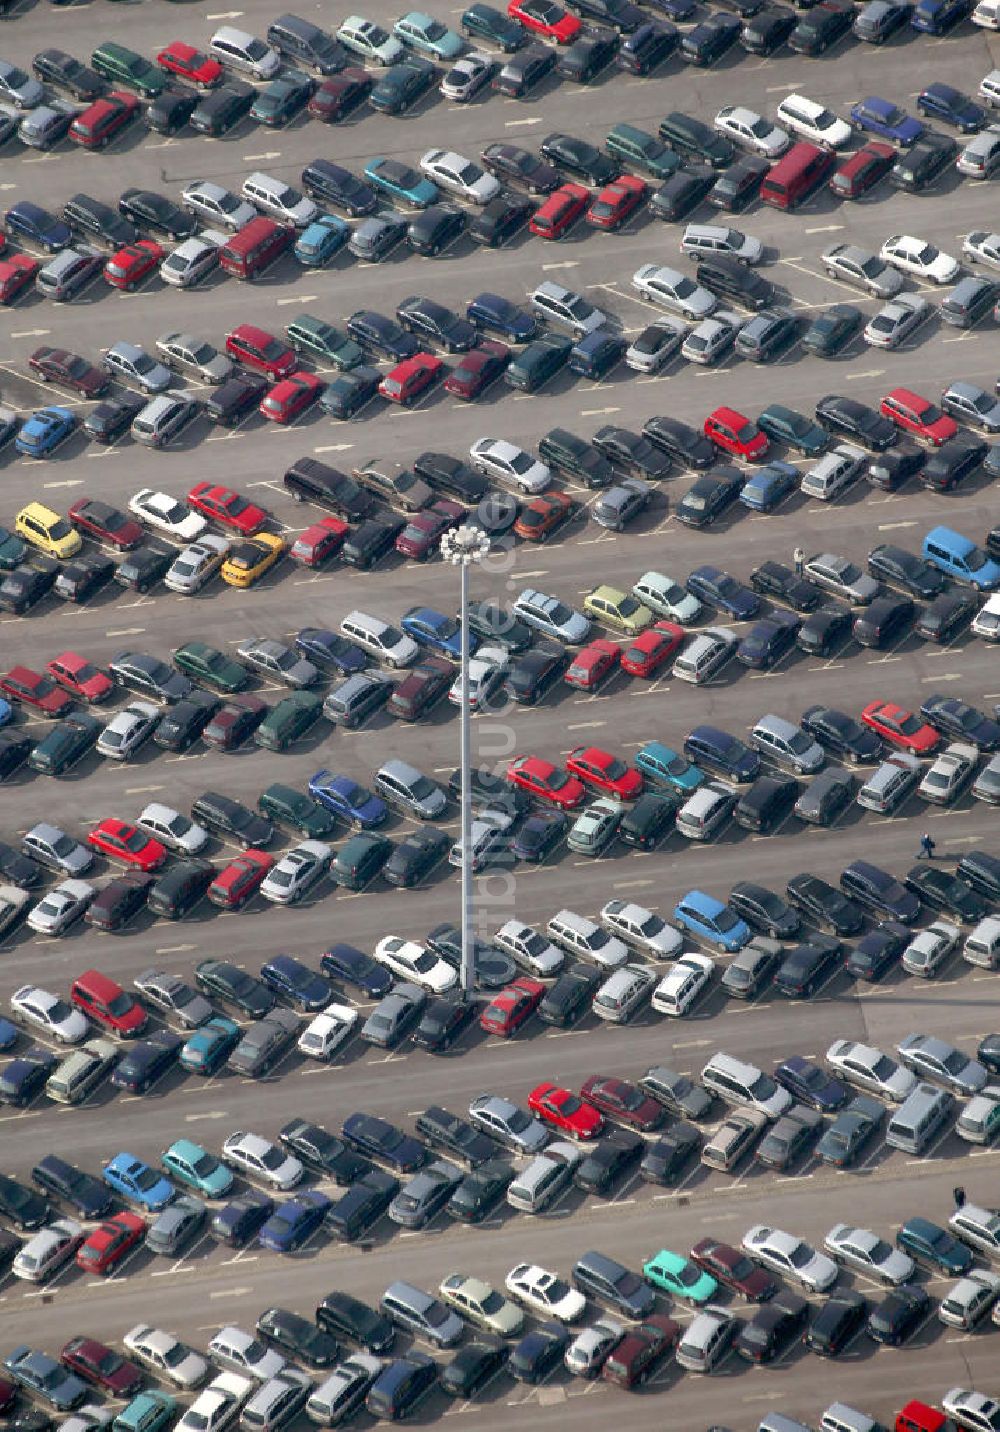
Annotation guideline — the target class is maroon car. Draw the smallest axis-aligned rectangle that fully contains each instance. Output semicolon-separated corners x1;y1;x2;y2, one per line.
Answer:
394;498;464;561
200;693;269;751
60;1337;144;1398
690;1237;778;1302
602;1315;680;1388
386;657;453;721
28;346;109;398
0;1378;16;1415
68;498;144;551
308;67;372;121
443;340;510;401
580;1075;663;1132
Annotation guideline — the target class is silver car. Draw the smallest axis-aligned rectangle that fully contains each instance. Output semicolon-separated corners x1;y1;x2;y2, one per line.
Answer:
164;535;231;595
938;1271;1000;1330
133;969;214;1028
439;52;494;101
260;841;332;905
0;59;45;108
388;1160;463;1229
22;823;93;877
236;638;318;689
469;438;550;494
963;229;1000;268
374;759;447;820
714;105;789;158
96;701;160;761
360;982;426;1048
592;479;651;532
632;263;717;319
156;333;234;385
18;102;77;150
902;920;960;977
675;1307;739;1372
681;311;744;365
632;570;702;623
679;222;764;265
131;394;200;449
146;1196;206;1257
564;1318;624;1378
624;319;686;373
123;1325;208;1389
26;879;95;936
512;587;591;644
863;293;931;350
803;552;879;604
102;342;172;393
600;900;683;958
159;234;225;289
941;380;1000;433
181;181;256;232
957;124;1000;178
467;1093;549;1153
825;1038;917;1101
896;1032;987;1094
823;1224;915;1285
12;1218;84;1282
822;243;904;297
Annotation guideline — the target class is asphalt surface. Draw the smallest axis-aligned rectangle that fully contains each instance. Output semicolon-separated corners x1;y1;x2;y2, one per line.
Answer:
0;0;999;1428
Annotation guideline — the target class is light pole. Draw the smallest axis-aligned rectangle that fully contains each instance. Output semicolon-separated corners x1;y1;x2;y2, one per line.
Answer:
440;525;491;998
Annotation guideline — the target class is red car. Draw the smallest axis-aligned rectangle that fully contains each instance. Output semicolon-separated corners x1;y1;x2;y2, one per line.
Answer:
528;1080;605;1138
580;1074;662;1131
829;141;895;199
87;818;167;873
513;490;574;542
68;92;139;150
187;483;267;535
0;666;73;717
60;1338;143;1398
104;240;165;292
529;182;590;240
602;1315;679;1388
46;651;115;704
156;40;224;87
587;174;648;230
704;406;769;461
394;498;464;560
0;253;40;304
690;1238;778;1301
507;754;586;808
620;621;685;677
28;346;108;398
379;352;443;405
0;1379;15;1415
861;699;940;754
880;388;958;447
566;745;643;799
71;967;148;1036
308;68;372;121
507;0;582;41
259;371;323;424
443;341;510;400
564;638;620;692
68;498;144;550
207;849;274;910
289;516;349;567
479;976;546;1037
76;1212;145;1276
225;324;297;381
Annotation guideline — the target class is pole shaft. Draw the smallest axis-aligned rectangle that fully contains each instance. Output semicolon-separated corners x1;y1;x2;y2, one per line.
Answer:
460;558;473;998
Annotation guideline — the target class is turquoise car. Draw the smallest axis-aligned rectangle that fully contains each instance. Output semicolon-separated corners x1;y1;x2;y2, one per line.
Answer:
642;1248;718;1303
364;157;438;209
113;1391;178;1432
634;740;704;794
294;214;350;268
162;1138;234;1198
393;10;465;57
179;1016;241;1076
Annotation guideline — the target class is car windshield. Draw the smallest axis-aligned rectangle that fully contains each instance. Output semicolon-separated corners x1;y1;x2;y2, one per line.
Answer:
135;1166;160;1190
788;1242;811;1268
52;834;75;857
942;1049;967;1074
673;277;696;299
107;991;133;1014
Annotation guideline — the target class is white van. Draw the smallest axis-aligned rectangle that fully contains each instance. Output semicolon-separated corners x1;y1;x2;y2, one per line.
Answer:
546;909;629;968
963;917;1000;969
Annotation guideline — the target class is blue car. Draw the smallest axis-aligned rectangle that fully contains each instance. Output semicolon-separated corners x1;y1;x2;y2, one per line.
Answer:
911;0;971;30
258;1189;332;1252
260;954;332;1013
294;214;350;267
393;10;465;57
179;1016;241;1076
101;1152;176;1211
916;81;986;131
739;461;800;513
294;628;368;675
466;291;537;343
685;565;760;621
634;740;704;794
364;157;439;209
673;890;751;952
736;611;801;669
400;606;471;659
849;96;924;145
15;406;76;458
307;770;388;828
4;200;72;252
0;699;13;728
0;1018;17;1051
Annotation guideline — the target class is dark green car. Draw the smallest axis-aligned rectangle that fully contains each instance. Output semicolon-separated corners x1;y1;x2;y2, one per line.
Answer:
28;713;102;776
606;123;680;180
504;335;573;393
254;692;324;751
286;316;363;371
333;833;393;891
757;404;829;457
91;41;169;99
0;525;27;572
258;782;337;839
172;642;250;695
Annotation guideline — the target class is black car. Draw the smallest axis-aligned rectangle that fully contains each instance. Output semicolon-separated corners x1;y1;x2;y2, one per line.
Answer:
538;964;602;1026
749;562;822;612
381;827;450;888
415;1106;497;1166
153;692;219;752
0;526;27;571
0;733;33;784
801;303;864;358
317;944;390;998
84;392;146;445
736;1292;809;1363
427;925;516;990
32;49;103;100
806;1291;867;1356
801;705;882;763
684;726;760;782
194;959;276;1018
566;0;642;26
346;311;421;363
256;1308;340;1370
618;791;677;849
190;791;271;848
740;3;797;51
512;809;567;862
555;29;620;81
681;10;742;62
0;842;41;889
867;544;945;600
920;695;1000;751
642;415;715;469
904;866;987;923
30;1155;112;1220
295;630;368;675
0;563;58;616
796;604;854;657
592;426;671;480
916;591;977;645
574;1131;645;1194
866;442;926;493
316;1291;395;1355
481;142;560;193
109;1030;182;1095
109;651;192;704
708;155;771;212
464;602;533;653
369;58;436;114
441;1342;509;1398
341;1113;426;1173
786;872;863;935
639;1122;700;1183
816;1095;884;1167
737;614;800;671
538;428;613;487
509;1323;570;1383
189;83;255;136
493;45;556;97
279;1119;372;1185
728;882;801;939
300;159;378;216
650;164;716;220
0;1173;49;1230
788;0;853;50
851;595;915;650
252;71;315;126
413;452;489;503
866;1285;929;1346
468;191;533;247
505;645;567;704
446;1158;515;1222
411;996;478;1052
407;204;467;256
617;20;679;72
920;435;987;493
260;957;332;1013
210;1192;275;1248
773;937;843;998
889;132;958;192
145;88;199;135
461;1;528;49
815;395;896;451
325;1169;400;1241
540;131;620;185
658;110;735;167
85;873;154;932
396;298;477;354
63;193;137;251
204;374;268;428
118;189;195;241
320;368;383;422
0;1049;57;1108
53;555;114;607
846;921;910;981
675;467;744;527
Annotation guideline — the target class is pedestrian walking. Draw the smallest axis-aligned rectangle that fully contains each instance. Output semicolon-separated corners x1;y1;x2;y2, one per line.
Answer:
954;1185;966;1209
793;547;805;577
919;832;936;860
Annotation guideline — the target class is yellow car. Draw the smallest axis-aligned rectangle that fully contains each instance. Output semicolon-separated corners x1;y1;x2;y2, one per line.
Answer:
583;584;654;636
14;502;83;560
220;531;286;589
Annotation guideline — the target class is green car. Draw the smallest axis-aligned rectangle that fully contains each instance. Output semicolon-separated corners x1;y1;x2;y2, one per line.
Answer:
258;782;337;839
0;525;27;572
91;41;168;99
112;1391;178;1432
162;1138;234;1198
333;833;393;891
583;584;654;636
286;315;363;371
505;335;572;393
254;692;324;751
28;713;102;776
606;122;679;180
172;641;249;694
757;403;829;457
642;1248;718;1303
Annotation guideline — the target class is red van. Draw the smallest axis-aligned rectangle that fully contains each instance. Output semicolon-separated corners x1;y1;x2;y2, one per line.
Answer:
70;969;148;1038
219;217;295;280
760;141;835;210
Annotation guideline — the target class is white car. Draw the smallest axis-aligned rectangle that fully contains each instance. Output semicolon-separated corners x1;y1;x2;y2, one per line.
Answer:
340;611;419;667
221;1132;303;1190
800;443;867;499
181;182;256;232
512;588;591;645
505;1262;587;1323
176;1373;253;1432
714;105;790;158
863;293;932;350
941;1388;1000;1432
373;936;457;993
919;742;978;805
972;593;1000;641
12;1218;84;1282
260;842;331;905
565;1318;625;1378
242;172;317;228
469;438;550;494
742;1225;839;1292
823;1224;916;1284
96;701;160;761
159;234;225;290
964;229;1000;268
633;570;703;624
11;985;89;1043
137;804;209;856
600;900;683;959
156;333;233;386
123;1326;208;1389
439;52;495;101
447;646;508;711
129;488;207;544
337;15;406;64
420;148;500;204
956;1086;1000;1144
957;124;1000;178
632;263;717;319
297;1003;358;1061
939;1271;1000;1330
164;535;231;595
651;952;714;1015
26;879;95;936
493;920;564;978
902;920;961;977
880;234;961;284
681;311;745;366
825;1039;917;1102
206;1328;284;1382
775;93;853;149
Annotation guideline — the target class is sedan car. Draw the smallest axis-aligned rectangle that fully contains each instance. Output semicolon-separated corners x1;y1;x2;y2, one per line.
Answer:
742;1225;838;1292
